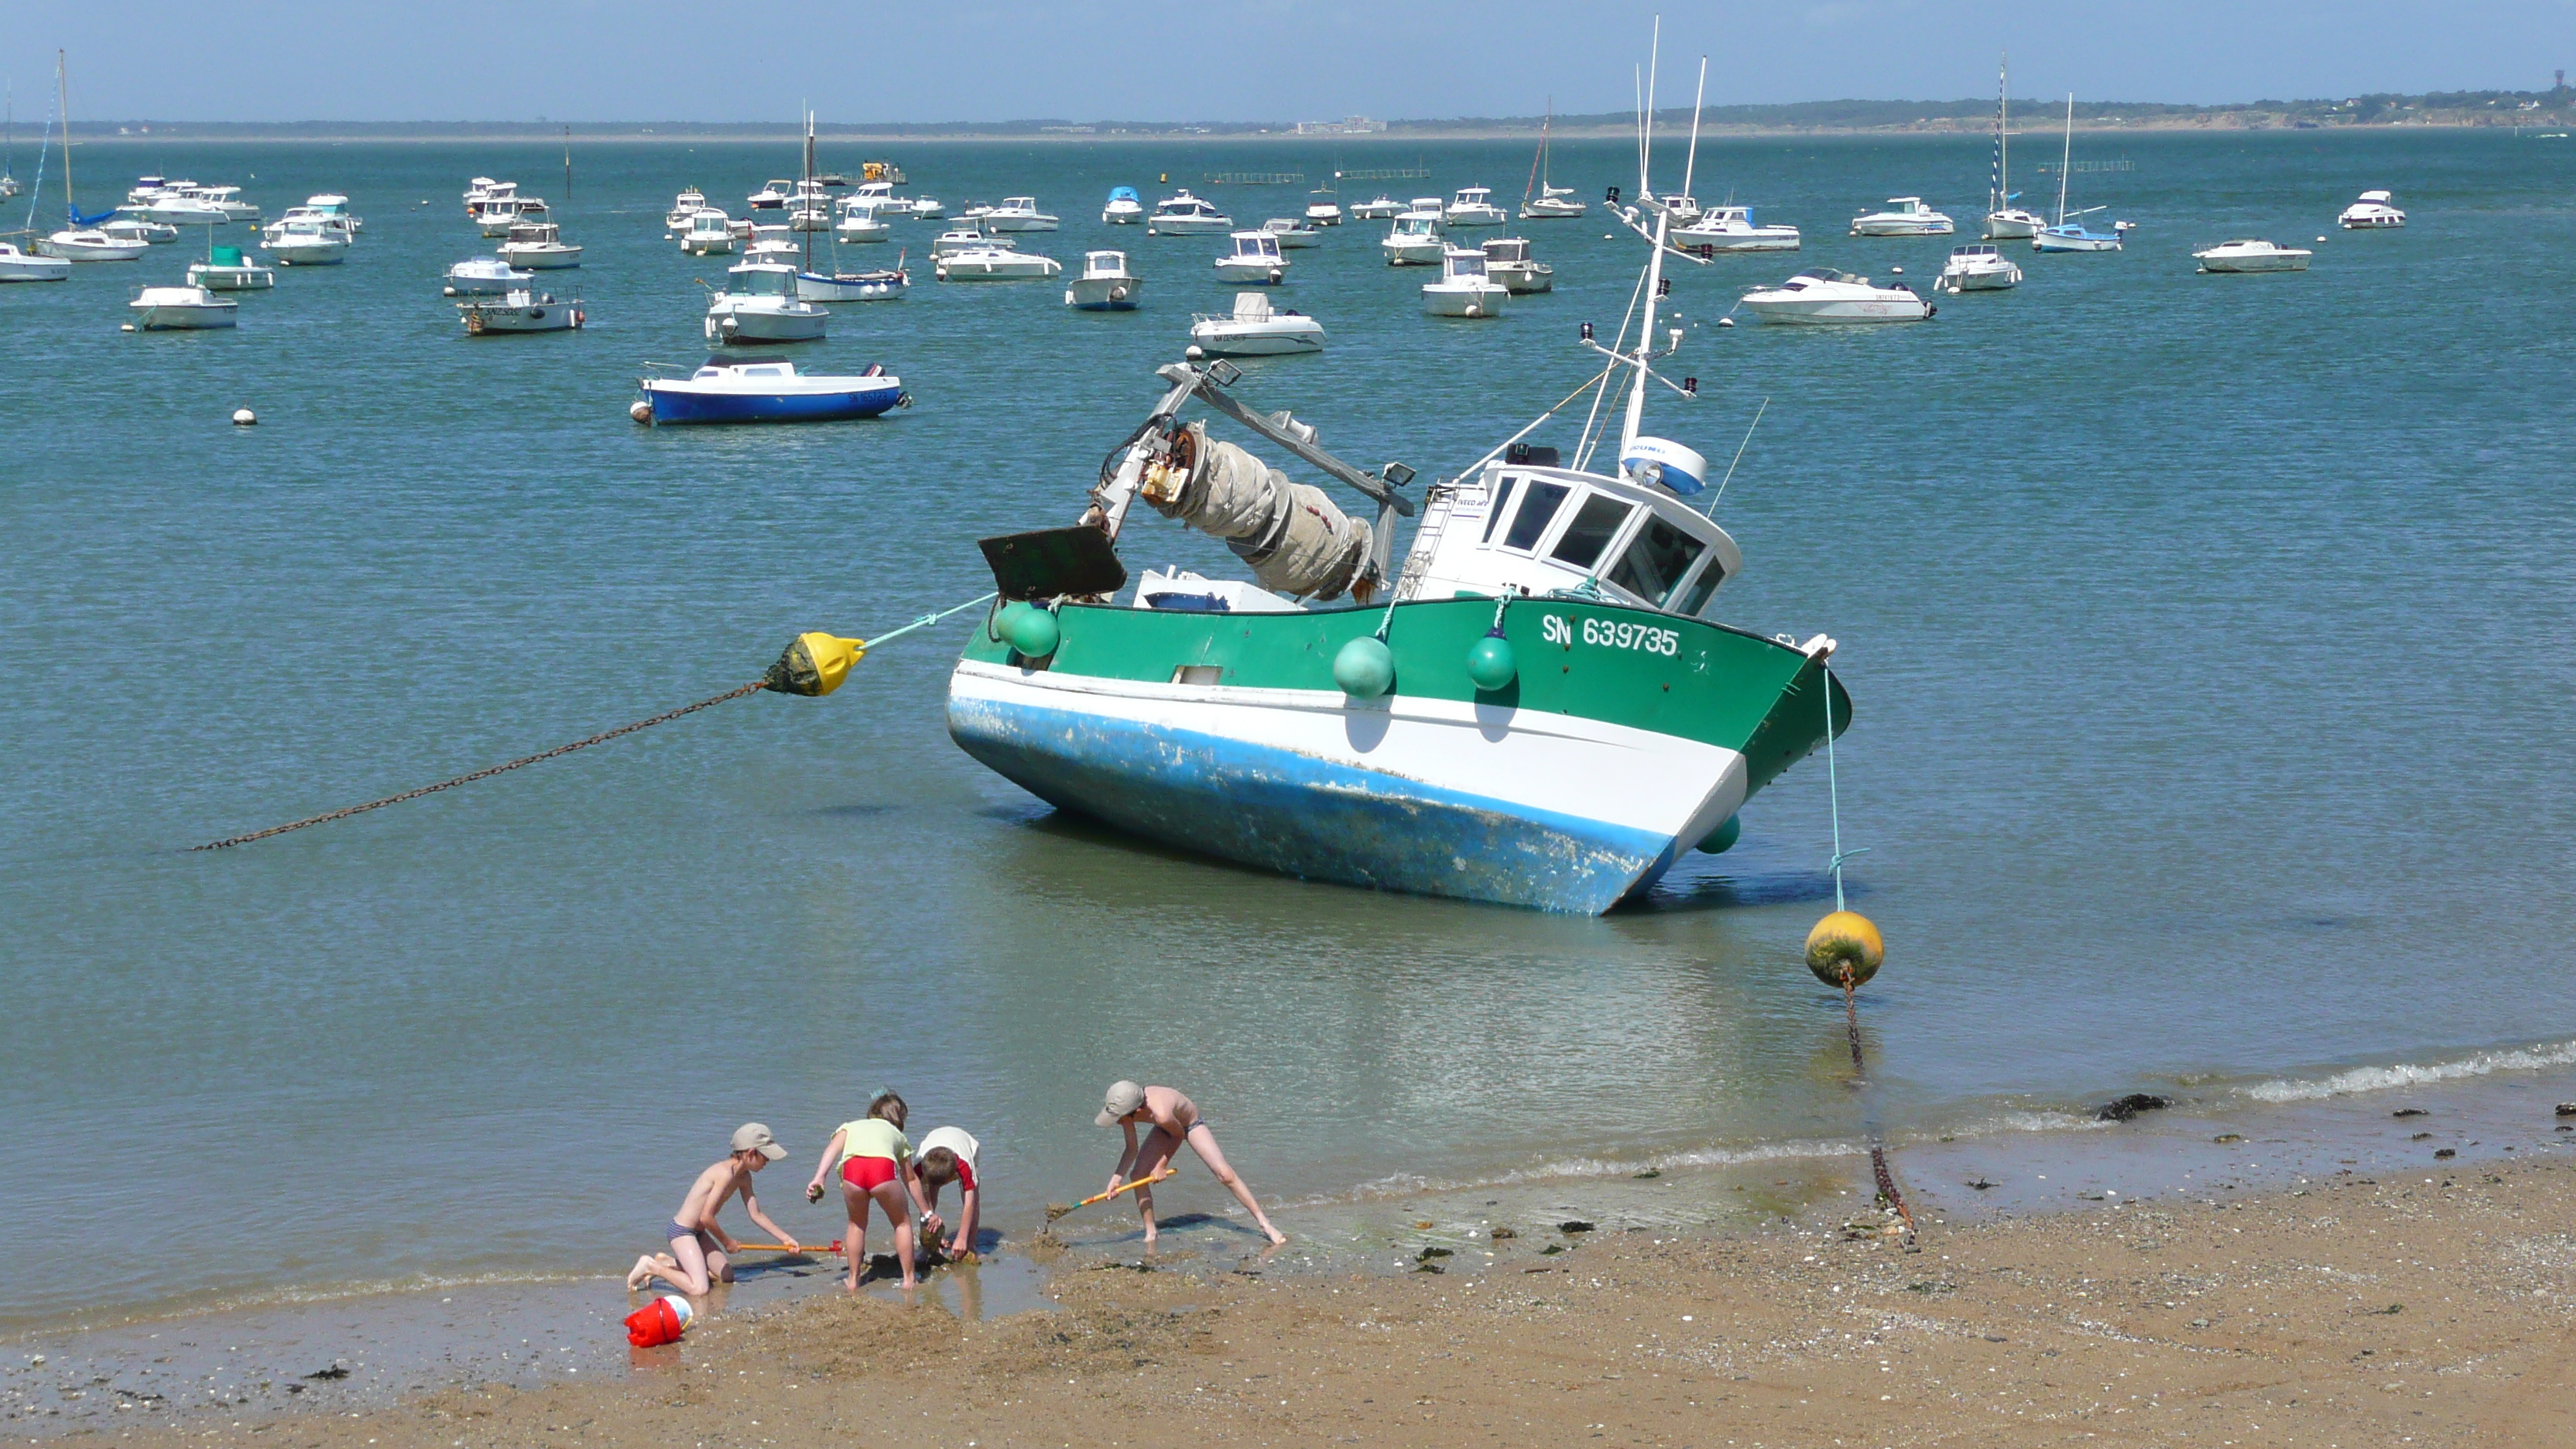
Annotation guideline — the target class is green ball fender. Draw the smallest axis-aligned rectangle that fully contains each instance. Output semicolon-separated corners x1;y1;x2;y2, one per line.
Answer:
1332;635;1395;697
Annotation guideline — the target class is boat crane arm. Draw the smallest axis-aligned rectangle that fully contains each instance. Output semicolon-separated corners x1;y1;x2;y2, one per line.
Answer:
1149;362;1416;517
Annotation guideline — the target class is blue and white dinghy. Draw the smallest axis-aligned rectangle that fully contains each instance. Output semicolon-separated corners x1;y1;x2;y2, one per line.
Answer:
633;356;908;425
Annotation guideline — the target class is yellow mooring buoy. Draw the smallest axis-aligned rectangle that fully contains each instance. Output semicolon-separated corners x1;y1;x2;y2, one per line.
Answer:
761;632;867;697
1804;909;1884;991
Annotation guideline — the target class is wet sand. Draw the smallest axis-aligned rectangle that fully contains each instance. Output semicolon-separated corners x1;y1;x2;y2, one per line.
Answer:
63;1088;2576;1448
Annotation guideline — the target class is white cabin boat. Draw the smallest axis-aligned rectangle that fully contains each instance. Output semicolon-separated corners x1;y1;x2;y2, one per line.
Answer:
934;245;1062;281
1104;187;1145;224
189;245;275;290
183;184;260;222
128;283;238;329
1444;187;1508;228
1671;205;1800;253
746;179;793;211
983;197;1060;232
40;228;148;262
126;194;229;226
796;262;909;301
498;221;582;269
476;194;536;237
1303;184;1342;226
1381;207;1447;266
1189;290;1324;355
1349;194;1404;220
835;198;892;242
258;218;349;265
680;210;737;255
444;255;533;295
929;226;992;257
101;218;179;245
1480;236;1553;293
1214;231;1290;284
706;262;828;341
1065;249;1145;310
666;187;707;235
2194;238;2312;273
461;288;584;334
0;242;74;280
2338;190;2406;228
1849;197;1954;236
1147;190;1232;235
1423;247;1509;317
301;194;361;233
1932;243;2022;293
1740;267;1933;324
1261;217;1321;248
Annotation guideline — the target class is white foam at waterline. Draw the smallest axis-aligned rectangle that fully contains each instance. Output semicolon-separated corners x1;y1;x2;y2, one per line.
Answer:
2243;1038;2576;1102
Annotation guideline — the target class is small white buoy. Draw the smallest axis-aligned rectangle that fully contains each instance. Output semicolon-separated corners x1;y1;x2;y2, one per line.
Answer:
121;323;136;332
1717;317;1735;328
232;408;257;426
2316;235;2329;243
1889;265;1903;275
628;399;653;424
1604;233;1615;240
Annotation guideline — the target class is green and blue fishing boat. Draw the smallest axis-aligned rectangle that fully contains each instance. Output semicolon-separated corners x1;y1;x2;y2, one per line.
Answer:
948;80;1848;914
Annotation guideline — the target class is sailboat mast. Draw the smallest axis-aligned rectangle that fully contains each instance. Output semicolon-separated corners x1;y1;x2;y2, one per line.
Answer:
1677;58;1705;209
2056;94;2073;225
1992;56;2006;214
801;108;814;272
57;50;72;222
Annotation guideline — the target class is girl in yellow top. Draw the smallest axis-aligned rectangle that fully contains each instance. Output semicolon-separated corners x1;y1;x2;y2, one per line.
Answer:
805;1090;937;1292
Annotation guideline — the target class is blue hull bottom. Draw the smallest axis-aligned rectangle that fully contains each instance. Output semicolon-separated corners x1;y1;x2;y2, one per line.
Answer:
646;385;900;424
948;696;1675;914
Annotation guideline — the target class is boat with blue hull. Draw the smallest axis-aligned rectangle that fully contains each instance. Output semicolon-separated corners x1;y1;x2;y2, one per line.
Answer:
635;357;907;425
942;43;1852;914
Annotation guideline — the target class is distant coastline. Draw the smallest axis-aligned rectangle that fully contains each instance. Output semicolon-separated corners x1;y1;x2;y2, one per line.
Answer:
55;86;2576;144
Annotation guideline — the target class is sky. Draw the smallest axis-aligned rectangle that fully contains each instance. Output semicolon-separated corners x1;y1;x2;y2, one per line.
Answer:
0;0;2567;123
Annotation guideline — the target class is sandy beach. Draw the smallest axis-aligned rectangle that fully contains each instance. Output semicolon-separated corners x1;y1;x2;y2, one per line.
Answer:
67;1120;2576;1448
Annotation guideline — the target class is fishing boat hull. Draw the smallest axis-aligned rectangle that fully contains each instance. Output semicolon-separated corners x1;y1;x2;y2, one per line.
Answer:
935;252;1061;281
262;238;348;265
2194;247;2310;274
1147;216;1232;235
1849;218;1953;237
1488;261;1553;293
1673;228;1801;254
1104;202;1145;224
1982;210;2045;239
834;218;891;243
1519;198;1587;221
1187;318;1324;355
1934;262;2021;293
1423;281;1509;317
1213;257;1288;285
189;262;276;290
461;296;584;333
129;289;239;329
946;599;1845;914
0;247;74;281
2031;229;2119;253
41;231;149;262
796;270;909;300
1742;295;1931;324
706;303;827;342
500;243;584;269
1065;275;1144;310
1382;238;1446;266
1444;206;1508;228
642;377;904;423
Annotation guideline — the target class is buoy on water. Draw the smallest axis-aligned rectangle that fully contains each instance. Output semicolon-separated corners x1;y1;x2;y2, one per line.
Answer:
762;632;867;697
1804;909;1885;990
1717;317;1735;328
231;408;257;426
629;399;653;424
120;324;135;332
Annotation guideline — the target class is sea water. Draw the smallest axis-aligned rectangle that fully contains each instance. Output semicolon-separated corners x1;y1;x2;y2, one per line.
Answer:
4;128;2573;1337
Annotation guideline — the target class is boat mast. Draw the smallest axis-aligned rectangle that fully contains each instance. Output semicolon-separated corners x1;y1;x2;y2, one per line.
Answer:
1523;101;1547;209
1616;36;1681;460
2056;94;2073;226
801;107;814;273
1677;61;1704;211
57;50;71;225
1992;55;2007;215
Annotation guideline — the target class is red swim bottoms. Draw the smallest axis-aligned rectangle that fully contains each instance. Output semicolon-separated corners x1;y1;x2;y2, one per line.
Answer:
841;1155;898;1191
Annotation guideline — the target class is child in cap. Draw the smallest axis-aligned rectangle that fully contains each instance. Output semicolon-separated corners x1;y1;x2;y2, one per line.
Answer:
1096;1081;1286;1246
626;1124;797;1295
915;1125;982;1262
806;1091;937;1291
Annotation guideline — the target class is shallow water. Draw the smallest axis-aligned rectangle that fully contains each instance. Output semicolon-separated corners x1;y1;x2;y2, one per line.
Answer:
5;127;2574;1337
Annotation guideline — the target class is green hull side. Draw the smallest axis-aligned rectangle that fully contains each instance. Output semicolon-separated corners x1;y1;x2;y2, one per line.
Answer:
960;596;1849;762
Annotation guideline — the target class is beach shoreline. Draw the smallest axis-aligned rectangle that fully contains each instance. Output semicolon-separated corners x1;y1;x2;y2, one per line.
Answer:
22;1057;2576;1443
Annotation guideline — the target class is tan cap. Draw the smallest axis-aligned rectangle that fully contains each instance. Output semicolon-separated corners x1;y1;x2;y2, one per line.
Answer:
730;1122;788;1161
1094;1080;1146;1127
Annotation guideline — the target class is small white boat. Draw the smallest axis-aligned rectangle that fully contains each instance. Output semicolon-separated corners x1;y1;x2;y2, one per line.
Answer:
2338;190;2406;228
190;245;276;290
1739;266;1933;324
301;194;362;234
40;228;147;262
1982;58;2047;239
2194;238;2312;273
1932;243;2022;293
1480;236;1553;294
0;242;73;281
1423;247;1509;318
680;210;737;255
128;283;238;329
1381;207;1447;266
1065;249;1145;310
1147;190;1232;235
1214;231;1290;284
984;196;1059;232
1103;186;1146;224
101;217;180;245
464;176;515;214
1189;290;1324;355
183;184;260;222
1849;197;1954;236
476;194;536;238
934;245;1061;281
796;263;909;301
1349;194;1403;220
498;221;582;269
259;218;349;265
1671;205;1800;253
746;179;793;211
1303;184;1342;227
790;203;833;233
851;180;941;219
638;355;906;424
1255;218;1318;250
929;227;991;258
461;288;584;334
706;262;827;342
1444;186;1508;228
834;200;891;243
128;194;229;226
1519;108;1587;219
444;255;534;295
743;237;801;265
2030;96;2122;252
665;187;706;235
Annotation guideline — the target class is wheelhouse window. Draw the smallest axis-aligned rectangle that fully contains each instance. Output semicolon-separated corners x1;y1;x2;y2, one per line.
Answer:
1676;559;1728;618
1499;481;1571;552
1548;495;1636;571
1607;515;1706;605
1480;476;1523;543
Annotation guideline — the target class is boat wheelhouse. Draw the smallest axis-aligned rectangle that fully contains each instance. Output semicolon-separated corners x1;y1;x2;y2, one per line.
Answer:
1146;190;1231;235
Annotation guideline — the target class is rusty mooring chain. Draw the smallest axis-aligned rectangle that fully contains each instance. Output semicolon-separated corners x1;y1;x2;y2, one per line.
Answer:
1839;975;1917;1245
189;680;769;851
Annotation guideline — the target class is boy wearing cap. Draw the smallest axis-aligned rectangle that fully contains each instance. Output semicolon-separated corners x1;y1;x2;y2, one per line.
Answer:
1096;1082;1287;1246
625;1124;799;1296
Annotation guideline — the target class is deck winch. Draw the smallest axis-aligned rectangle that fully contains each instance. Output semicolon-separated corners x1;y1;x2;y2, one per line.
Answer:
1139;421;1377;602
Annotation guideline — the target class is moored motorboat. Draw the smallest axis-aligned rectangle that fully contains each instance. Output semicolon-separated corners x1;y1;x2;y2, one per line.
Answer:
300;194;362;234
1187;290;1324;355
459;287;584;334
665;186;706;235
498;221;582;269
101;217;179;245
706;261;827;341
635;356;906;423
190;245;276;290
2030;95;2122;252
680;209;736;255
1444;186;1508;228
1065;249;1145;310
1933;243;2022;293
259;218;349;265
795;262;909;301
934;244;1061;281
0;241;72;280
1348;194;1403;220
41;228;147;262
1381;206;1446;265
1849;197;1953;236
1303;183;1342;227
1982;57;2047;239
1260;217;1321;248
444;255;533;295
128;283;238;329
983;196;1060;232
1670;205;1800;253
1480;236;1552;293
1147;190;1231;235
1422;246;1509;317
2338;190;2406;228
1103;186;1145;224
1740;266;1934;323
1519;106;1587;219
834;198;891;242
1214;230;1290;285
746;179;793;211
2194;238;2312;273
